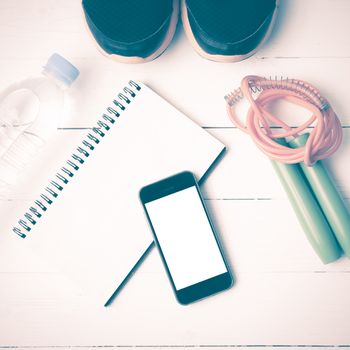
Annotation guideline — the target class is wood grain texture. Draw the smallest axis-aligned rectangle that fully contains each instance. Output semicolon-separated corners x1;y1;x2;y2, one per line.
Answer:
0;0;350;348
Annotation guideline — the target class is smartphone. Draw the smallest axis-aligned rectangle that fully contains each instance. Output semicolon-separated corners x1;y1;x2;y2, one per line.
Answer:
140;171;233;305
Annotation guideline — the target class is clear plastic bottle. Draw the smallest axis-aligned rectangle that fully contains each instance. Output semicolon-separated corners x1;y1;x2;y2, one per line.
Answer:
0;53;79;190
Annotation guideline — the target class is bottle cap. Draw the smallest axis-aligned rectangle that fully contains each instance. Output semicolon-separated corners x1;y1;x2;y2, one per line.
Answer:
43;53;80;87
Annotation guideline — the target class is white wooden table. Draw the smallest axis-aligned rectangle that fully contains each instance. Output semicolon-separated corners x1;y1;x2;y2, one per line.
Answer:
1;0;350;348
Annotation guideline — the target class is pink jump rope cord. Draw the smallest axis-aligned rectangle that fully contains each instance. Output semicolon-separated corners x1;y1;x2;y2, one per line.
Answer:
225;75;342;166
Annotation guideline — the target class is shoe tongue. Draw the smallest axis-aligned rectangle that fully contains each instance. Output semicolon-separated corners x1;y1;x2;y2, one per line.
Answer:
83;0;173;42
186;0;276;42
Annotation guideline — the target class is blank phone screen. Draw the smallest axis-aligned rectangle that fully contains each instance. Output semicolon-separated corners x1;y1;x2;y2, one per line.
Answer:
145;186;228;290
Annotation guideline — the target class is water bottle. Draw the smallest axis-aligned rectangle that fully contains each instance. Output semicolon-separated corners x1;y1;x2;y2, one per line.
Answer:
0;53;79;190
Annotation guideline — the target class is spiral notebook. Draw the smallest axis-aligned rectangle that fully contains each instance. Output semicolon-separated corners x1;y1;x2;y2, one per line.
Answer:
8;81;225;305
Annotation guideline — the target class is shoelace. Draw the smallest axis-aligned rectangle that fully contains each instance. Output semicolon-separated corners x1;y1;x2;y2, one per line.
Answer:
225;75;342;166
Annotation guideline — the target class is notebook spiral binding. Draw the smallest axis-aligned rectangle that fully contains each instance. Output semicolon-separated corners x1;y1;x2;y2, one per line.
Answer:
12;80;141;239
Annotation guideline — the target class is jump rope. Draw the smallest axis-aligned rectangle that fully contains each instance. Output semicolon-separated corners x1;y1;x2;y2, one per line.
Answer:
225;76;350;263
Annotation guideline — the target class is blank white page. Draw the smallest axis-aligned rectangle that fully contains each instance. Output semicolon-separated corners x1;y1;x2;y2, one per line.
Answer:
8;82;225;304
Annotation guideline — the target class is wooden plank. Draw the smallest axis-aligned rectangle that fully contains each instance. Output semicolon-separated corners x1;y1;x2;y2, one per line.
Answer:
0;268;350;345
0;0;349;60
0;2;349;129
0;348;345;350
0;56;349;128
3;199;349;274
0;348;346;350
258;0;350;58
0;127;349;200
